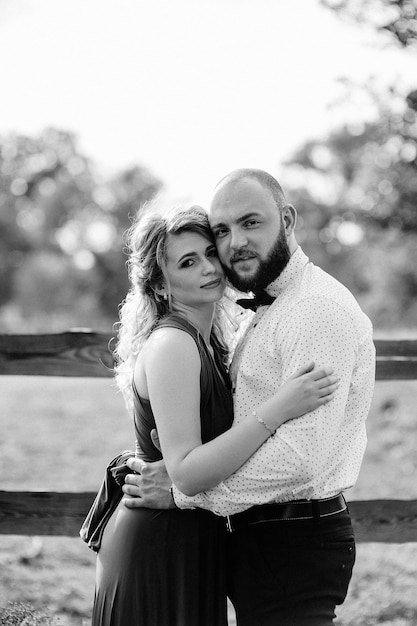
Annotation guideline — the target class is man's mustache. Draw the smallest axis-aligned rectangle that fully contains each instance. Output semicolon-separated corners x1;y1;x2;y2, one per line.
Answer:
230;250;258;264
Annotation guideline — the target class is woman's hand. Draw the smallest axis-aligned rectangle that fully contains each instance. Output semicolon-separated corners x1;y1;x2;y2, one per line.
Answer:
276;362;339;423
255;362;340;433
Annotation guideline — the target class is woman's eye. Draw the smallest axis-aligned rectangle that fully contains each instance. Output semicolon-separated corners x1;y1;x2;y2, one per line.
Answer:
181;259;194;268
207;248;218;258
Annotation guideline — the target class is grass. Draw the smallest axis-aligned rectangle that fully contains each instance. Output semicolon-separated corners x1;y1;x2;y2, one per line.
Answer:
1;376;417;625
0;602;54;625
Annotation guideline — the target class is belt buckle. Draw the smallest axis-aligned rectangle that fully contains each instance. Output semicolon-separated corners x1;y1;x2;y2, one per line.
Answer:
226;515;234;533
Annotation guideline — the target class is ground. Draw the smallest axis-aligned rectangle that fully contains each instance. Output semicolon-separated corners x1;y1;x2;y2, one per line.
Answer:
1;377;416;625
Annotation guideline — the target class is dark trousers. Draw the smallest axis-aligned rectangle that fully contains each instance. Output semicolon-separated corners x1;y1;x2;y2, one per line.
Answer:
227;509;355;625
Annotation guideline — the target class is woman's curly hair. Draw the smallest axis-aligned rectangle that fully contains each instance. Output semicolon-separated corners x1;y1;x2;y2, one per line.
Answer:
113;200;237;413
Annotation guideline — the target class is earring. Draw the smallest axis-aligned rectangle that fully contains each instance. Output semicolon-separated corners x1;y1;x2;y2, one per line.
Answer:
155;284;168;301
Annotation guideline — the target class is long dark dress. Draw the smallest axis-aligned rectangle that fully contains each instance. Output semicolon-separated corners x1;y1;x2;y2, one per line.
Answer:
92;314;234;626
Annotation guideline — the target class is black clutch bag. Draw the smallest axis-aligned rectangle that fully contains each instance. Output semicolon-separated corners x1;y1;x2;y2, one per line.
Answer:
79;450;135;551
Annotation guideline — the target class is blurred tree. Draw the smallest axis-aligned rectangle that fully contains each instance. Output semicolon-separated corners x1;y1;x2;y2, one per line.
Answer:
95;165;162;317
287;83;417;232
282;82;417;329
320;0;417;48
0;128;162;331
303;0;417;329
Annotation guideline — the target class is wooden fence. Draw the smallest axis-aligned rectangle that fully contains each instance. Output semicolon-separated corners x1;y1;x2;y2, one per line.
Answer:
1;331;417;542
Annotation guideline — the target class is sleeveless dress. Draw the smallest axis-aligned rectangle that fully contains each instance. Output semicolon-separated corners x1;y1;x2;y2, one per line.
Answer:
92;314;234;626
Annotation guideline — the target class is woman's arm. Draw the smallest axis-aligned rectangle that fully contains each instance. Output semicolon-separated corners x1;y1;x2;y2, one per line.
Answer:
142;328;338;497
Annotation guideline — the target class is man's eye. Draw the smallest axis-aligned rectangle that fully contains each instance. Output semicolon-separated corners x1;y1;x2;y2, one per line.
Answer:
245;220;259;228
214;229;228;239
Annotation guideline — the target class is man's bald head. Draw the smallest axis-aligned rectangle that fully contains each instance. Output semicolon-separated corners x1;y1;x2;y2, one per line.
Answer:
212;168;287;214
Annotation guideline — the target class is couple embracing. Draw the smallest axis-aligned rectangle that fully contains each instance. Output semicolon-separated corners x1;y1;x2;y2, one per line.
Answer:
83;169;375;625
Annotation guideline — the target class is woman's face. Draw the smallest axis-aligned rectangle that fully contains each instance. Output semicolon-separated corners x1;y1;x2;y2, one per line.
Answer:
162;231;226;308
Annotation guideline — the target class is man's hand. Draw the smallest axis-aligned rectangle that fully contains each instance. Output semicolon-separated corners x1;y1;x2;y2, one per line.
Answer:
122;458;175;509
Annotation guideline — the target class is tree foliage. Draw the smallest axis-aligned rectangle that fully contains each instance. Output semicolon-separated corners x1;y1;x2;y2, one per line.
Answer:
282;80;417;328
288;84;417;232
303;0;417;329
0;128;162;331
320;0;417;48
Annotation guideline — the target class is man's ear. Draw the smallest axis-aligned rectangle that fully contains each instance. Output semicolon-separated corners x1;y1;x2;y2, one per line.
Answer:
282;204;297;235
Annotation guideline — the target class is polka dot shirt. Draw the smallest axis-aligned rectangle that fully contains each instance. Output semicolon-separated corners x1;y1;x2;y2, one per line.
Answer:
173;247;376;516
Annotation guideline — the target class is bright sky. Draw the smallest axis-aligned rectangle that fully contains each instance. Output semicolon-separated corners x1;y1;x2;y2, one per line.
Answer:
0;0;415;205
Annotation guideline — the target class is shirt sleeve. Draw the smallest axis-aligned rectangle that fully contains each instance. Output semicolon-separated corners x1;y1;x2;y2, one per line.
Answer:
173;297;368;516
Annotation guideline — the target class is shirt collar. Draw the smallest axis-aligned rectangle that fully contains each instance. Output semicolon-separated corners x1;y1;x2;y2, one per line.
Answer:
265;246;309;298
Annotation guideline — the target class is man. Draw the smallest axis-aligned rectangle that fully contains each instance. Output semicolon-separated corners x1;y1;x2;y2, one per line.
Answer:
123;169;375;625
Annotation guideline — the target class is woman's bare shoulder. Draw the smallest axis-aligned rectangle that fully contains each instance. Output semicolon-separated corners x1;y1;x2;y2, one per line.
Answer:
142;326;198;363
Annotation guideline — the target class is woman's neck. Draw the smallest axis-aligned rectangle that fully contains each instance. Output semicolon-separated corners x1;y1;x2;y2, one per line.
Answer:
170;303;215;344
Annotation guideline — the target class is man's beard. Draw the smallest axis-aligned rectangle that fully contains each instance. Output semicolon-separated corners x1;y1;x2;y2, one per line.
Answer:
223;229;291;293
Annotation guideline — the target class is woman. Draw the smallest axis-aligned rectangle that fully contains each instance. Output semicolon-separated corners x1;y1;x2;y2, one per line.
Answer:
92;202;338;625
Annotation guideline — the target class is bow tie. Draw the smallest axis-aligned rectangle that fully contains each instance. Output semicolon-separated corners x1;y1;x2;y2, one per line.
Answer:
236;291;276;312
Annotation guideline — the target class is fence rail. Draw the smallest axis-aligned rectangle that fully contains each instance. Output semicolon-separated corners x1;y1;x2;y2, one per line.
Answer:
1;331;417;542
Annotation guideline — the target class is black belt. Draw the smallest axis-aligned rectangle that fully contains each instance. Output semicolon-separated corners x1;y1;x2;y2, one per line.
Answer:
225;494;347;532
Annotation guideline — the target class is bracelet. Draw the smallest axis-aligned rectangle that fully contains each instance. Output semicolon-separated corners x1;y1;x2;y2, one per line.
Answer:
253;410;275;435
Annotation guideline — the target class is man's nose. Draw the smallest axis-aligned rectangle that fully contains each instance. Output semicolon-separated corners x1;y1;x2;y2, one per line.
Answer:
230;228;248;250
